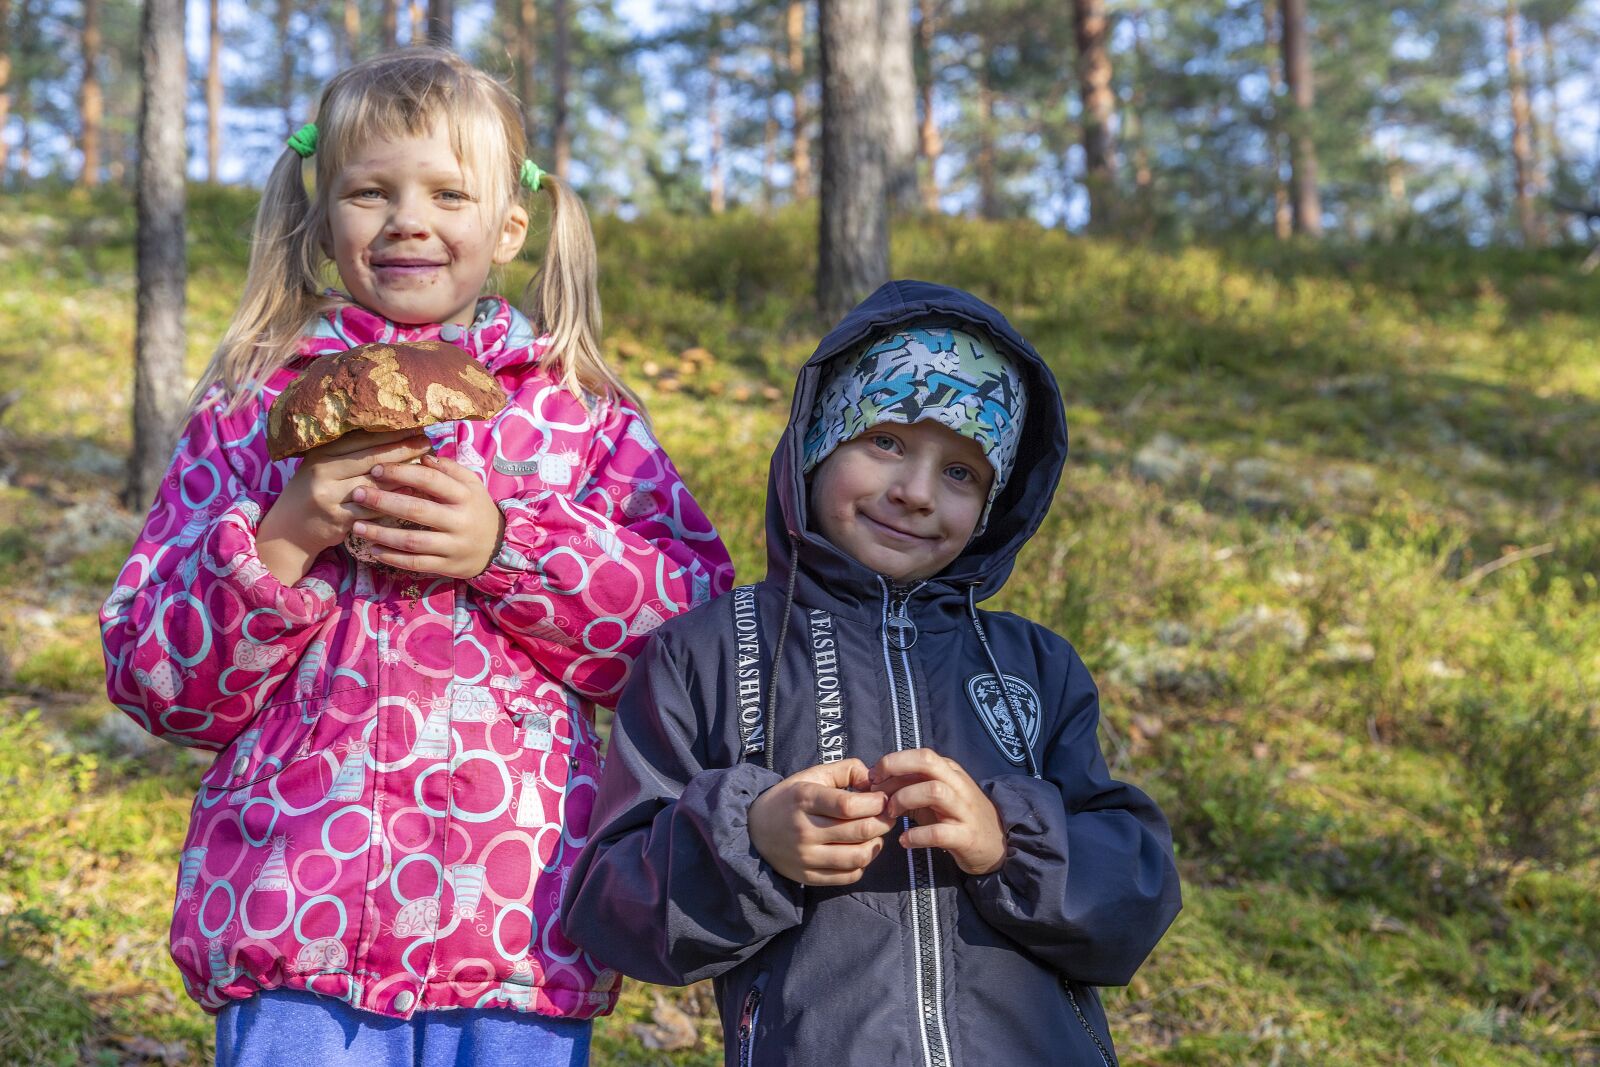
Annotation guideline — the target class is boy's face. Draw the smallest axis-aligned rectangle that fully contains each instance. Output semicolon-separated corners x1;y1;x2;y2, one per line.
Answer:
809;419;994;583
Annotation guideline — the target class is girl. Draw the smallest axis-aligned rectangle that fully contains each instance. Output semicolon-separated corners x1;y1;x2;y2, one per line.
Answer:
100;48;733;1066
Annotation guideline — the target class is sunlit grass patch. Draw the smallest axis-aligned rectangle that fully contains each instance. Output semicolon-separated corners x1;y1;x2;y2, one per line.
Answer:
0;708;205;1065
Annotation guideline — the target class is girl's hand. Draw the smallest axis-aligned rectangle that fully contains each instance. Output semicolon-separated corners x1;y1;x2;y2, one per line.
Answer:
748;758;895;886
349;454;504;579
870;748;1007;876
258;430;432;585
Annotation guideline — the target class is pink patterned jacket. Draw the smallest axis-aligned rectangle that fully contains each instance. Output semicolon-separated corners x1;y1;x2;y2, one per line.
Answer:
100;298;734;1020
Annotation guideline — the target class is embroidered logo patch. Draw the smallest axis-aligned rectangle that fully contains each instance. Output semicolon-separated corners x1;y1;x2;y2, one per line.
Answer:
965;674;1042;766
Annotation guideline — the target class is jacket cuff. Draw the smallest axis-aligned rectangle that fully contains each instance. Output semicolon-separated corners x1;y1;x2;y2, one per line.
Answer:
467;494;553;600
203;495;341;627
681;762;807;916
964;774;1064;911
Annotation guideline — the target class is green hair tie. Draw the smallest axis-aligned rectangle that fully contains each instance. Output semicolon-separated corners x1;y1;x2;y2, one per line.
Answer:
519;159;546;192
286;122;319;159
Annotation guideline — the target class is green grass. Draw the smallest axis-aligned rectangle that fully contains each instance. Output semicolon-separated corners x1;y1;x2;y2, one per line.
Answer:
0;187;1597;1064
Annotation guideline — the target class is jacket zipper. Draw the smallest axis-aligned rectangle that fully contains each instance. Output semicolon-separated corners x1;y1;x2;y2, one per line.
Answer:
737;977;765;1067
1064;982;1116;1067
880;579;952;1067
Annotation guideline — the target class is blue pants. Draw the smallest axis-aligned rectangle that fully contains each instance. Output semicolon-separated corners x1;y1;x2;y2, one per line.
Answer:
215;989;591;1067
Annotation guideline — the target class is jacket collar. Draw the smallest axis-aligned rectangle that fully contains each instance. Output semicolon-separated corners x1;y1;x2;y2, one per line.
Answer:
299;295;547;375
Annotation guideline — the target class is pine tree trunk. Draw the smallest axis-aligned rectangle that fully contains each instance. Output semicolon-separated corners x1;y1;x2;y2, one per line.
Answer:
1279;0;1321;236
344;0;360;61
976;33;996;220
1523;28;1541;184
14;0;31;178
763;38;779;211
278;0;294;133
817;0;889;319
915;0;940;213
206;0;221;182
880;0;918;212
551;0;571;178
1262;0;1291;239
79;0;102;187
409;0;424;44
1504;2;1537;244
15;14;28;177
16;98;28;175
0;0;11;180
382;0;397;49
1384;148;1407;235
1535;20;1562;195
427;0;452;47
1072;0;1117;229
1127;10;1152;199
512;0;537;145
105;126;124;184
708;43;724;215
786;0;810;199
128;0;188;510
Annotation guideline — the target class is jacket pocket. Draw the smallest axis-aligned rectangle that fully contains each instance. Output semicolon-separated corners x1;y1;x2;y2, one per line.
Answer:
1064;981;1118;1067
736;970;769;1067
555;749;602;847
200;686;371;794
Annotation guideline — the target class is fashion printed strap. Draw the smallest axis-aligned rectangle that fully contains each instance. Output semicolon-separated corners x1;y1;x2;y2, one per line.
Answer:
731;585;766;759
808;608;847;764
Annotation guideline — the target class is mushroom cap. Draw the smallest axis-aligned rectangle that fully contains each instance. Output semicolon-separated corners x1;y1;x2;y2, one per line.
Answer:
267;340;508;460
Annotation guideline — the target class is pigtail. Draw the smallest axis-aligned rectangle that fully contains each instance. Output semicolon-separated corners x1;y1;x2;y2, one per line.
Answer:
525;174;647;419
188;148;334;412
192;48;640;421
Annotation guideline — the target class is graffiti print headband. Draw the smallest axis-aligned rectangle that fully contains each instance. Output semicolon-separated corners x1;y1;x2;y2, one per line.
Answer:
802;327;1027;530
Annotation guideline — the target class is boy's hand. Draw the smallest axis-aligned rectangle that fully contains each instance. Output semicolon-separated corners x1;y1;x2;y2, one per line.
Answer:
748;758;895;887
870;749;1007;876
350;454;505;579
258;430;432;585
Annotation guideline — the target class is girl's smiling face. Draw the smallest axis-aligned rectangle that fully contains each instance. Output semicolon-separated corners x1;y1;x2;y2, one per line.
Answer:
326;120;528;326
809;419;994;583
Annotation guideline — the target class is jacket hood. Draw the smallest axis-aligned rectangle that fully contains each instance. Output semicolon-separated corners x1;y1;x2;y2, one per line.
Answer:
766;280;1068;618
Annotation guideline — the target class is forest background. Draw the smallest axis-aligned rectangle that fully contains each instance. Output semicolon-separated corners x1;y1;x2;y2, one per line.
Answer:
1;0;1599;1064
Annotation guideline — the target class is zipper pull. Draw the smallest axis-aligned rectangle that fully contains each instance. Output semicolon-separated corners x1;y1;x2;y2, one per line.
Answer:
737;984;764;1067
885;586;918;651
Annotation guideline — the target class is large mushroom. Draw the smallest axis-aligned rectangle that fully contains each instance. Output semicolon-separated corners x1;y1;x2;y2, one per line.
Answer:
267;340;507;565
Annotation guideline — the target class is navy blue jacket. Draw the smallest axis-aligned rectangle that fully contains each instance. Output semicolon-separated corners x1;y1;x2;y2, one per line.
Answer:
563;281;1182;1066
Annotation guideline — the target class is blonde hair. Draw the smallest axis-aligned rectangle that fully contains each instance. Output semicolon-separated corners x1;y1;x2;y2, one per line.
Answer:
191;47;639;416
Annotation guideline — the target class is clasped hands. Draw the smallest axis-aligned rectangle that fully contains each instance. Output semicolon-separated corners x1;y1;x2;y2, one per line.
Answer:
258;429;503;586
748;750;1006;886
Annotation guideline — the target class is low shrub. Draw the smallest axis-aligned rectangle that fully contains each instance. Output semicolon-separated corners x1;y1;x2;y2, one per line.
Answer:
1453;693;1600;867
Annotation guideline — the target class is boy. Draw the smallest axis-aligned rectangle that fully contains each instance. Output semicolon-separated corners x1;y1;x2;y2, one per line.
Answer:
563;281;1181;1065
